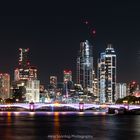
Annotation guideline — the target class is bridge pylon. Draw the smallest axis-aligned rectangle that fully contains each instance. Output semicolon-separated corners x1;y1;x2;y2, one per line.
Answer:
29;102;35;111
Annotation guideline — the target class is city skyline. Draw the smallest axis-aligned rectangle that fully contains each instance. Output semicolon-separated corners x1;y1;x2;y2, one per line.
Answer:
0;1;140;85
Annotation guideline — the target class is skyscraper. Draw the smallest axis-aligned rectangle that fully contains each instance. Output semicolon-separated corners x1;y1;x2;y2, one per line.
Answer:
98;44;116;103
12;48;40;102
63;70;72;83
18;48;30;80
116;83;127;100
77;40;93;89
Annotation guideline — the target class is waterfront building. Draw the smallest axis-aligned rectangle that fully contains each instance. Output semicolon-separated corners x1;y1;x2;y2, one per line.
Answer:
25;80;40;102
14;48;37;81
93;70;99;97
12;48;40;102
0;73;10;99
116;83;127;100
98;44;116;103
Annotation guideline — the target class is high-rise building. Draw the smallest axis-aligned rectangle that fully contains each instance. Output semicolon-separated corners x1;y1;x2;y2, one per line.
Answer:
98;44;116;103
14;48;37;81
93;70;99;97
25;80;40;102
50;76;57;88
77;40;93;89
0;73;10;99
63;70;72;82
98;52;106;103
18;48;30;80
29;66;37;80
12;48;40;102
116;83;127;100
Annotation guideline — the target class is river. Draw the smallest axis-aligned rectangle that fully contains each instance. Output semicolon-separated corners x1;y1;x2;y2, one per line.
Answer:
0;112;139;140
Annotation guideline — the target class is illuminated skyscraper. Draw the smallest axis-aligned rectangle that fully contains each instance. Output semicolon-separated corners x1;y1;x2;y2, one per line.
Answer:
98;44;116;103
18;48;30;80
63;70;73;98
63;70;72;83
13;48;39;102
77;40;93;89
14;48;37;81
25;80;40;102
0;73;10;99
116;83;127;100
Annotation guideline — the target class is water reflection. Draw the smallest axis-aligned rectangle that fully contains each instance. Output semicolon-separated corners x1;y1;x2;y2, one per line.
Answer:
0;111;139;140
53;112;61;140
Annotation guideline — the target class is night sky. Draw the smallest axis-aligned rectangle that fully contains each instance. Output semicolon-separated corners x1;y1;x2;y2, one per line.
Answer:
0;1;140;86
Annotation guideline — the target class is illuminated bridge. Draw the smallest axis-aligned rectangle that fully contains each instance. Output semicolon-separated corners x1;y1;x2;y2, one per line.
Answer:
0;103;140;111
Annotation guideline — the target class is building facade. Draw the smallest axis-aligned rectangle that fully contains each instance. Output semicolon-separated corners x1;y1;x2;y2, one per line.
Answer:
25;80;40;102
98;44;116;103
12;48;40;102
77;40;93;89
0;73;10;99
63;70;72;83
116;83;127;100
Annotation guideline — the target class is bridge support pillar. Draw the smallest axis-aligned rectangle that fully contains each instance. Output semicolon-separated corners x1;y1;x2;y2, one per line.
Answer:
29;102;35;111
79;103;84;111
124;104;129;110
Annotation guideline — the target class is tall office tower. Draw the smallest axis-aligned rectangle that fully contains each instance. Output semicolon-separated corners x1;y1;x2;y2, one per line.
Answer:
63;70;72;82
18;48;30;80
98;44;116;103
98;52;106;103
93;70;99;97
14;48;37;81
19;48;30;67
12;48;40;102
50;76;57;88
77;40;93;89
0;73;10;99
116;83;127;100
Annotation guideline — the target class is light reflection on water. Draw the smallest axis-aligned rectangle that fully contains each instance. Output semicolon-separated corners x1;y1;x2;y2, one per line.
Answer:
53;112;61;140
0;111;107;117
0;111;139;140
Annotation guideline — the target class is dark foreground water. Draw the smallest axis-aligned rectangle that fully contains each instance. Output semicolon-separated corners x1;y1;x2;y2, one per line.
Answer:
0;112;140;140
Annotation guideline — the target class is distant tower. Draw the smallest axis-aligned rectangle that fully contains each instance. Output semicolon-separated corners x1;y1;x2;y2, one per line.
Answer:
19;48;30;68
13;48;39;103
50;76;57;88
63;70;73;98
77;40;93;89
116;83;127;100
63;70;72;83
98;44;116;103
18;48;30;80
14;48;37;81
29;66;37;80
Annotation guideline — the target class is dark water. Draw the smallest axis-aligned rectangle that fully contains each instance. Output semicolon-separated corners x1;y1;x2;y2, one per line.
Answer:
0;112;140;140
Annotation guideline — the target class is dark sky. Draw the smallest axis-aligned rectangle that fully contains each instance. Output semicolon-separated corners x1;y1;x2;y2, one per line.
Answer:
0;1;140;86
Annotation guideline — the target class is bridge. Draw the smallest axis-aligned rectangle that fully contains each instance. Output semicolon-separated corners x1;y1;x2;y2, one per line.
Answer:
0;103;140;111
